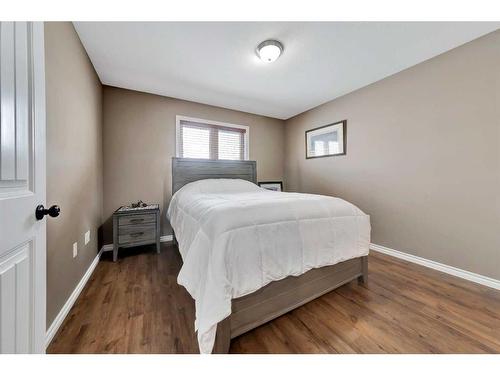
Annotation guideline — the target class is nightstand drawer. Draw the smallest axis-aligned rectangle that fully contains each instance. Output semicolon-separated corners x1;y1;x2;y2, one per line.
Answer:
118;224;156;244
118;213;156;226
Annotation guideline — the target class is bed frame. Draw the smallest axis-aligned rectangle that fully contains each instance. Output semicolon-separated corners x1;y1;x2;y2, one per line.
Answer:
171;157;368;353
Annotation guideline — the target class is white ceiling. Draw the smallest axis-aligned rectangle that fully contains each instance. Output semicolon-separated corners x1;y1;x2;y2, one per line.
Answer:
74;22;499;120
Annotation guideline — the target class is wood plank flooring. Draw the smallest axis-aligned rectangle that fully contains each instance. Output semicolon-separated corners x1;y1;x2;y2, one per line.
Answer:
47;243;500;354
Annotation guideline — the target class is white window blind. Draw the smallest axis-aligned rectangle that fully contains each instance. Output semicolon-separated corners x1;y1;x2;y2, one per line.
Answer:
177;118;248;160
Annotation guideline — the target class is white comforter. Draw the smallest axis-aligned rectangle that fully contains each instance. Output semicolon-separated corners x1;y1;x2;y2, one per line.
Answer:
167;179;370;353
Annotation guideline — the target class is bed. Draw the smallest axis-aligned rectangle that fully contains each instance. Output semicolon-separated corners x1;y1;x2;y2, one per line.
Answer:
167;157;370;353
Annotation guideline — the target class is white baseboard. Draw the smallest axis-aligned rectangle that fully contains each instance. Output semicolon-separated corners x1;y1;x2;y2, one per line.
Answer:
370;243;500;290
101;235;173;252
45;248;103;348
101;243;113;252
160;235;173;242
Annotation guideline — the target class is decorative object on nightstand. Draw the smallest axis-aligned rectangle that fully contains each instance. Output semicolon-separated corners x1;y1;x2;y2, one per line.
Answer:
258;181;283;192
112;203;160;262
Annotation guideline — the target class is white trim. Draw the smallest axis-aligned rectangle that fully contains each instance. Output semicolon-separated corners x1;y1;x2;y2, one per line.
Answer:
101;235;173;252
370;243;500;290
160;235;173;242
45;248;103;348
101;244;114;252
175;115;250;160
33;21;48;353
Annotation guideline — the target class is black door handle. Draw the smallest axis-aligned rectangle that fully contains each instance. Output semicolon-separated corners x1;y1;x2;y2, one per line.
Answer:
35;205;60;220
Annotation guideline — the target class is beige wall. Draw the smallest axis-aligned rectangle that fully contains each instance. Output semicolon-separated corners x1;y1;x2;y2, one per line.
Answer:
45;22;103;326
102;86;285;242
285;30;500;279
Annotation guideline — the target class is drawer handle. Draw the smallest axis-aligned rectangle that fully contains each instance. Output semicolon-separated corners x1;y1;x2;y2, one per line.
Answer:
130;232;144;237
130;218;144;223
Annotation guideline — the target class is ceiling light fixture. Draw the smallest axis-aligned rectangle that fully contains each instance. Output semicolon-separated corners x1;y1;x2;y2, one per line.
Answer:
256;40;283;63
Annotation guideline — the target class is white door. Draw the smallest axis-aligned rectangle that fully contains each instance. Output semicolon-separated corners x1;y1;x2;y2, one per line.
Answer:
0;22;46;353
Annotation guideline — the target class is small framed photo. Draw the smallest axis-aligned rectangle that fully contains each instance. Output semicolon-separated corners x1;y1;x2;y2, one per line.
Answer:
305;120;346;159
258;181;283;192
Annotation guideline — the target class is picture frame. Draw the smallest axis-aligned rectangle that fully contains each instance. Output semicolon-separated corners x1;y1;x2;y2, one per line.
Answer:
258;181;283;192
305;120;346;159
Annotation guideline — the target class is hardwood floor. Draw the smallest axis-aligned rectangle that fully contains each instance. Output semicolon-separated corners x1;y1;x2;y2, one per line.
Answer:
47;243;500;354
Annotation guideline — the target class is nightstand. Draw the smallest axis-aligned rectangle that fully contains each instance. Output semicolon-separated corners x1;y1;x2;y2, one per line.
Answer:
112;204;160;262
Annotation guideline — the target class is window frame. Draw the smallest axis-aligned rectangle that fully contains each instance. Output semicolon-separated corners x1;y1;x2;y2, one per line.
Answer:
175;115;250;160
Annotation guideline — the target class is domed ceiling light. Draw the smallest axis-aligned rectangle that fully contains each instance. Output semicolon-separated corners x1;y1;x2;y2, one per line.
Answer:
256;40;284;63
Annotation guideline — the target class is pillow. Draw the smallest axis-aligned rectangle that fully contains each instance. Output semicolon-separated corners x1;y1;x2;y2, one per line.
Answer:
178;178;260;195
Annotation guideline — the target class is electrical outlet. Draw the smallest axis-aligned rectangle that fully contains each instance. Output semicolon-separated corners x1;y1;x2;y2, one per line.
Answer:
73;242;78;258
85;230;90;245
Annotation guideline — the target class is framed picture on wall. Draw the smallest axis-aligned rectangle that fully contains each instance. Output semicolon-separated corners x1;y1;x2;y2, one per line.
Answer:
305;120;346;159
258;181;283;192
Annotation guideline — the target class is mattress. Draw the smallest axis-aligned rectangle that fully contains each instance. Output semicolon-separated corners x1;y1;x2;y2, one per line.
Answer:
167;178;370;353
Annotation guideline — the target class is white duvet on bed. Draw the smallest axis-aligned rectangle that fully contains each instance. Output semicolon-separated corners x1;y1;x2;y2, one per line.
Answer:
167;179;370;353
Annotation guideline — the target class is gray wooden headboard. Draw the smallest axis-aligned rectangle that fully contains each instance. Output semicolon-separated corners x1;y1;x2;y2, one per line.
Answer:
171;157;257;194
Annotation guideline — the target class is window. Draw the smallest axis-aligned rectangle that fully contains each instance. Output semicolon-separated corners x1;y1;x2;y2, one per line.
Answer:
176;116;249;160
